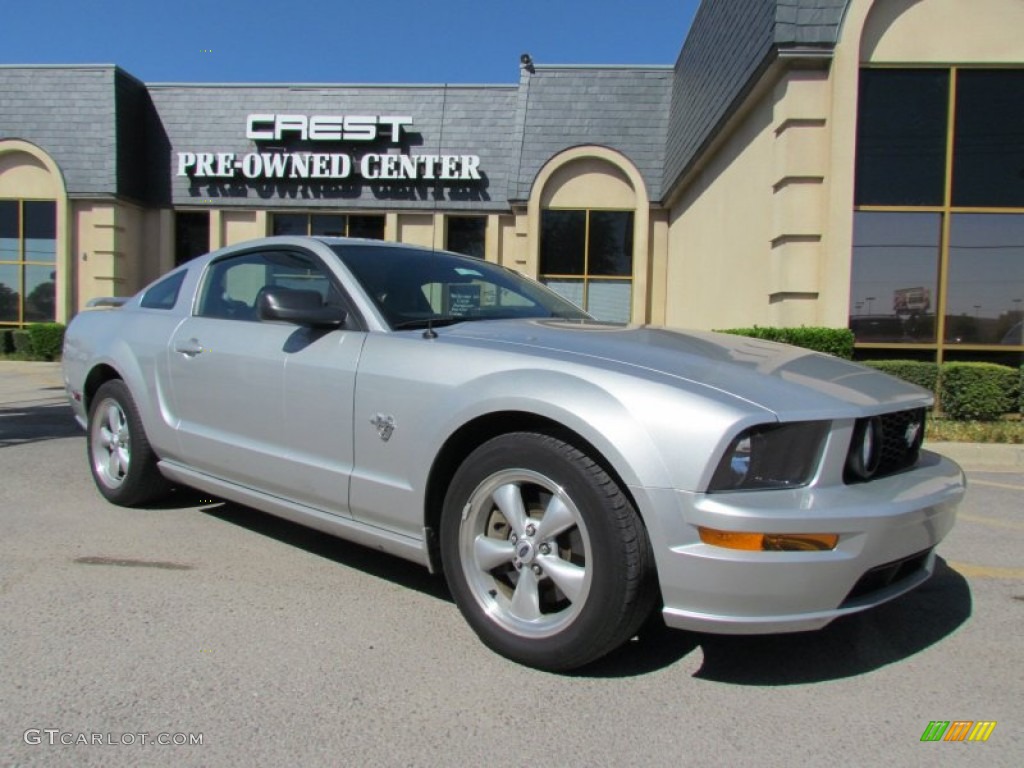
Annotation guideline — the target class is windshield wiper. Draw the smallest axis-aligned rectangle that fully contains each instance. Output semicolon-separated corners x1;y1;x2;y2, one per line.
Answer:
390;316;467;331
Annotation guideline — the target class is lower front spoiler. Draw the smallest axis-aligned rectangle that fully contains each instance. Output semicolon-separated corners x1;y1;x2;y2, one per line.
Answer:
661;548;937;635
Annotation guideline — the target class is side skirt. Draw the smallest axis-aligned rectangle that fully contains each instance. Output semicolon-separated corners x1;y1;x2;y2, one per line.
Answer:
158;460;431;569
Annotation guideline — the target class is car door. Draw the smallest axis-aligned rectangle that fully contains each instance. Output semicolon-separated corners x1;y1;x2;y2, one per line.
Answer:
165;246;365;517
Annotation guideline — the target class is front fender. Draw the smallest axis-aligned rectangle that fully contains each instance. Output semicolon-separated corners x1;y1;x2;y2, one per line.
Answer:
422;368;675;491
349;332;767;539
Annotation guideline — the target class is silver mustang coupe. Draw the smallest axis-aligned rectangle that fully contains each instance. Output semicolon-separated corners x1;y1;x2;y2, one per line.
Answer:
62;236;965;670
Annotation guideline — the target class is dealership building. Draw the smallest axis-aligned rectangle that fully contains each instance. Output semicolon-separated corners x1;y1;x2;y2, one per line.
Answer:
1;0;1022;364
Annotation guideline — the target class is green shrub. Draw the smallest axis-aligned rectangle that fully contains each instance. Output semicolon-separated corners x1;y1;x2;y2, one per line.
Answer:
1020;365;1024;414
26;323;66;361
861;360;940;395
939;363;1018;421
717;327;855;359
0;329;14;355
12;329;32;355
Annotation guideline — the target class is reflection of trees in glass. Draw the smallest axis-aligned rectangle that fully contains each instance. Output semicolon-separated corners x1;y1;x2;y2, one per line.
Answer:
25;281;55;322
0;283;20;322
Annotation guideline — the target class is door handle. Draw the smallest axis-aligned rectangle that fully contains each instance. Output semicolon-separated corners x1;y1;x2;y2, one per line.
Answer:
174;338;204;357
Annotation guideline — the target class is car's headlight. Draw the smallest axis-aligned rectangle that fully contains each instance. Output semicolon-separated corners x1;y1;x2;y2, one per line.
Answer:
708;421;829;492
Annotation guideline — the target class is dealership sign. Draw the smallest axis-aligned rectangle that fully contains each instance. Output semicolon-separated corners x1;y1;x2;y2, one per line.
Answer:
176;114;482;181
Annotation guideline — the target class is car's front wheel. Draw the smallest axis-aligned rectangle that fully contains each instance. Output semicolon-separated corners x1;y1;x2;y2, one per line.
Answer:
440;432;656;671
87;380;170;506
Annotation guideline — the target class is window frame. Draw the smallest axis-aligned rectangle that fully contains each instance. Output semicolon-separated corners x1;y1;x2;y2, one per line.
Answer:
539;207;635;323
194;246;365;330
0;198;57;327
851;65;1024;362
270;212;386;240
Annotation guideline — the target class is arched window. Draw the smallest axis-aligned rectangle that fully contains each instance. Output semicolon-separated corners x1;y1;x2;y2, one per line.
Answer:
0;143;65;326
531;149;649;324
0;199;57;325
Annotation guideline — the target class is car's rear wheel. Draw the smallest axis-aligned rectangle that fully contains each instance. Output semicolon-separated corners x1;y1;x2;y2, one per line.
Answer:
87;380;170;506
440;432;656;671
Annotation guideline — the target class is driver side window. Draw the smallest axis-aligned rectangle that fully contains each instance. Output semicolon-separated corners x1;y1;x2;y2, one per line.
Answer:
197;249;344;321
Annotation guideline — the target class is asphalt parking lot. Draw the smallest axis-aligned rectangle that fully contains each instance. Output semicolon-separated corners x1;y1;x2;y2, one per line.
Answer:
0;362;1021;767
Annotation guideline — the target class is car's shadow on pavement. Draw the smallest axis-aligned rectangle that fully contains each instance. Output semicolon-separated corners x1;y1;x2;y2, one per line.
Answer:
580;558;972;682
183;496;452;602
148;492;972;683
0;400;80;447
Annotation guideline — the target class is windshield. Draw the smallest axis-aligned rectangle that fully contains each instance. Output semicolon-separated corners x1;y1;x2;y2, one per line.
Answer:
330;244;591;329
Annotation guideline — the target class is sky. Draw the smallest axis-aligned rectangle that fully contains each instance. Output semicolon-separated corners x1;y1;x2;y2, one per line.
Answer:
2;0;700;84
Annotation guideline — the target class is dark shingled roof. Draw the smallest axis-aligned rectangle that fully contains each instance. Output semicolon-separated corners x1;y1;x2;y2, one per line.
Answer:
663;0;849;200
1;66;119;196
508;66;673;203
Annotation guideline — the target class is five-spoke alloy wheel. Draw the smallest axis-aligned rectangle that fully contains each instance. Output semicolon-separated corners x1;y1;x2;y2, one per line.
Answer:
441;432;655;671
87;380;169;506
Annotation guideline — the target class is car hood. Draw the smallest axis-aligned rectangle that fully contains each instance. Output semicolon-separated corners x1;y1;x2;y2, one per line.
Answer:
442;320;930;419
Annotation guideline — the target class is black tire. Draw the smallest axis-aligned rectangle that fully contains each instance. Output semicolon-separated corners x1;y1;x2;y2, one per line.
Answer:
440;432;656;671
86;380;170;506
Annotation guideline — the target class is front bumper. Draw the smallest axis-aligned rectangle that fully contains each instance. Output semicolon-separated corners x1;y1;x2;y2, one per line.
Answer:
638;450;964;635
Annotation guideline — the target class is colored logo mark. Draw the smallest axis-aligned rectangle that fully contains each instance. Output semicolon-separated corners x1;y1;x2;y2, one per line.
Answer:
920;721;997;742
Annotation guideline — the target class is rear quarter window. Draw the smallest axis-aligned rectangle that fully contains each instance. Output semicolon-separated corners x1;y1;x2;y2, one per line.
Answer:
140;270;187;310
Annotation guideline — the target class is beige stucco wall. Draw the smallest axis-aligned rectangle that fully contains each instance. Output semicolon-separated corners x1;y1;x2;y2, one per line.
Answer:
0;152;56;198
665;86;778;330
668;0;1024;333
540;159;636;209
397;213;439;249
217;209;266;248
143;209;175;280
73;202;121;305
481;213;499;264
73;202;179;307
859;0;1024;62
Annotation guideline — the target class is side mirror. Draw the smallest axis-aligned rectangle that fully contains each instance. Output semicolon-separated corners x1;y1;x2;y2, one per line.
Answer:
257;288;347;329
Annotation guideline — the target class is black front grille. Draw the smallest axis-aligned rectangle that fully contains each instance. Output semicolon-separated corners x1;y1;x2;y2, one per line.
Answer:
878;407;926;474
841;548;932;605
845;407;926;483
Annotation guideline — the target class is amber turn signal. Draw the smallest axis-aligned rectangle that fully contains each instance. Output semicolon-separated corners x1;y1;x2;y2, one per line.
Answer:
698;528;838;552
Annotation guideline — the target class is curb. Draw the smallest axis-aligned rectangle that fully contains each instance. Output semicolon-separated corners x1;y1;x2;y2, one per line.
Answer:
0;361;65;407
928;441;1024;472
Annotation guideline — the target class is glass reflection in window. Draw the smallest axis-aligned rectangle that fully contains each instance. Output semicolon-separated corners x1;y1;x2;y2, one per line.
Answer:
849;212;940;343
0;263;19;323
945;214;1024;345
